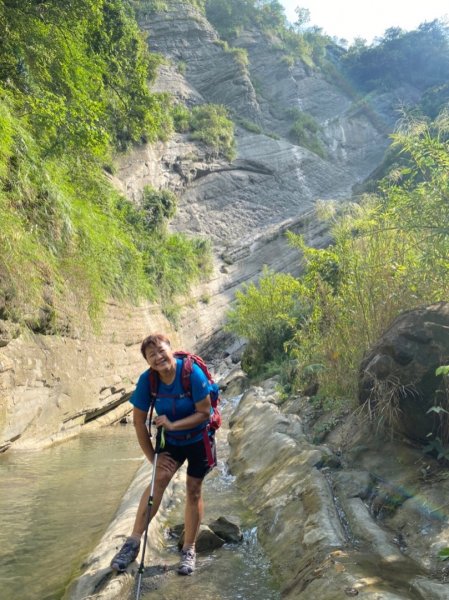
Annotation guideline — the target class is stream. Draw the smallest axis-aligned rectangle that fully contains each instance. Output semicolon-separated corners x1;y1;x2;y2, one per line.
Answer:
0;393;281;600
133;394;280;600
0;426;142;600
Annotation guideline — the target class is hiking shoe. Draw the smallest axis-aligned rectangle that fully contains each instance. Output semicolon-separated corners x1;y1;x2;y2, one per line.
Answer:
177;549;196;575
110;538;140;572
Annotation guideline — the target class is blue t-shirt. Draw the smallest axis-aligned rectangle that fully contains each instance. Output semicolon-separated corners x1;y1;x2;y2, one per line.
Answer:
130;358;210;445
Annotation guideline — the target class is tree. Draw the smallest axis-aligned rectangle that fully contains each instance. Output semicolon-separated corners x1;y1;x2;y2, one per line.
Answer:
294;6;310;32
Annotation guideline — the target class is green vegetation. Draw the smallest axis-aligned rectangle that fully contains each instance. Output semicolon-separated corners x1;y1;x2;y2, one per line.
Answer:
132;0;206;18
0;0;212;329
0;0;173;154
131;0;169;16
189;104;236;160
226;267;308;375
206;0;284;38
226;111;449;405
439;548;449;561
171;102;235;159
236;118;263;134
205;0;330;68
343;21;449;94
287;108;325;157
213;40;249;69
172;104;192;133
141;186;178;231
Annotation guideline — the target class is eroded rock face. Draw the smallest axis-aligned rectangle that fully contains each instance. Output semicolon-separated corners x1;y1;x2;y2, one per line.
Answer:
140;3;260;119
0;1;420;450
123;2;398;251
228;384;346;587
228;382;449;599
0;302;173;451
359;302;449;441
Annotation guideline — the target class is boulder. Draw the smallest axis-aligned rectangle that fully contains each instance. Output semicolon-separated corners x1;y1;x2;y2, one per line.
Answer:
172;516;242;548
209;516;243;543
358;302;449;441
177;524;225;552
220;367;250;397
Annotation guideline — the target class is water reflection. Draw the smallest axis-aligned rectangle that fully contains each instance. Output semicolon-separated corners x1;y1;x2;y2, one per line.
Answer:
0;426;142;600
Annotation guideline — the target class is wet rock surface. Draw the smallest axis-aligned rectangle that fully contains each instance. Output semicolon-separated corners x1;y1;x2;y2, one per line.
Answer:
228;382;449;598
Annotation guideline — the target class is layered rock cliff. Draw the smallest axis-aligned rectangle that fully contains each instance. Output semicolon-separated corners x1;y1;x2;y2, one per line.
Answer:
0;0;423;450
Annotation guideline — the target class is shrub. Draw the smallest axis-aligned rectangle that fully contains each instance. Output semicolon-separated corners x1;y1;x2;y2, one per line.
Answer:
226;267;309;375
237;118;263;134
288;110;325;157
190;104;236;160
172;104;191;133
144;234;213;308
142;186;178;231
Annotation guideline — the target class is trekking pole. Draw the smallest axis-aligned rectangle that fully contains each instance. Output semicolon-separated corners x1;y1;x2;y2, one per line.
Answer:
135;426;164;600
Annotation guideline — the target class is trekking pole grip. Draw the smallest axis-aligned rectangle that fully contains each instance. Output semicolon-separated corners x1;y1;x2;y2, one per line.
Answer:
155;426;164;454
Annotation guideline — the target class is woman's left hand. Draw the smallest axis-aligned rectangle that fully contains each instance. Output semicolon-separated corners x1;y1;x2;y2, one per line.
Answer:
154;415;174;431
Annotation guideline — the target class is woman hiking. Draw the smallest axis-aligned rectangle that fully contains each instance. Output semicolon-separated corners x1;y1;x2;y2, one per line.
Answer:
110;333;216;576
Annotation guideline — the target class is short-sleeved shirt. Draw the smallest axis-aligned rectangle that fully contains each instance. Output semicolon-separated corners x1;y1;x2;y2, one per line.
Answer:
130;358;210;446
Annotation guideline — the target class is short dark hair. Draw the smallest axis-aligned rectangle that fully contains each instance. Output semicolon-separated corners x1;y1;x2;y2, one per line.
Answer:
140;333;171;359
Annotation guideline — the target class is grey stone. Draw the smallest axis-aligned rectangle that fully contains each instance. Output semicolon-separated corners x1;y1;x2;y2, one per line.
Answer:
178;524;225;552
359;302;449;441
209;516;243;543
333;470;373;499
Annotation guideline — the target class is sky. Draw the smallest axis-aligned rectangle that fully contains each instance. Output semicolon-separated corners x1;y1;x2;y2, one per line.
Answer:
280;1;449;44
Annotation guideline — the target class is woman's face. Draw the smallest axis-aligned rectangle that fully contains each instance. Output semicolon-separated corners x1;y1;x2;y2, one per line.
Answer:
144;340;175;372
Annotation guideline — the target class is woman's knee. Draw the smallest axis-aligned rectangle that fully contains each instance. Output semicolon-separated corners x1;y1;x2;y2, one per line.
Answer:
186;477;203;503
155;469;173;491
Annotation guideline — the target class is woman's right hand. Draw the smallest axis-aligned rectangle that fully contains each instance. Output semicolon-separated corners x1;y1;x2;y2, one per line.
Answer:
155;452;179;474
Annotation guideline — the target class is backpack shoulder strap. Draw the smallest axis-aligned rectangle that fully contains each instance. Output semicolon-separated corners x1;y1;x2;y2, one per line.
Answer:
148;369;159;398
174;351;193;395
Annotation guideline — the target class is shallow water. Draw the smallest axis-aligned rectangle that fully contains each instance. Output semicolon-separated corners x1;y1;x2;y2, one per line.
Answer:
136;469;280;600
0;393;281;600
0;426;142;600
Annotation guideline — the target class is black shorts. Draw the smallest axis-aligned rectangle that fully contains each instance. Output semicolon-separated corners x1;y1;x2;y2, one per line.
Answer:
161;436;216;479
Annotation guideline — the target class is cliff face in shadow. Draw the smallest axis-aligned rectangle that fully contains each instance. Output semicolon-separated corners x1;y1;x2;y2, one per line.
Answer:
0;0;422;450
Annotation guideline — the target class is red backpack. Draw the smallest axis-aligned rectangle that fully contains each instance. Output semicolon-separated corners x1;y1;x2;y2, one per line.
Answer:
148;351;222;464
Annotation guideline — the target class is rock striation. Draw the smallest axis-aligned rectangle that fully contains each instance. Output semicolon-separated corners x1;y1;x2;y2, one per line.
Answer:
228;379;449;599
0;302;172;451
124;1;398;250
0;0;424;450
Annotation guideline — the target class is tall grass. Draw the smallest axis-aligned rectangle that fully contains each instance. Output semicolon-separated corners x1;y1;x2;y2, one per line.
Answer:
0;92;211;330
225;114;449;409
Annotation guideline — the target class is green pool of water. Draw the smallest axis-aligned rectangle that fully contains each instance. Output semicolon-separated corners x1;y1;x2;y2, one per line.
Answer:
0;426;142;600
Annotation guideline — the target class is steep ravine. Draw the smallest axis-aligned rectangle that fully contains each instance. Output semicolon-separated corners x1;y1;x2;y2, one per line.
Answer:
0;1;419;451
